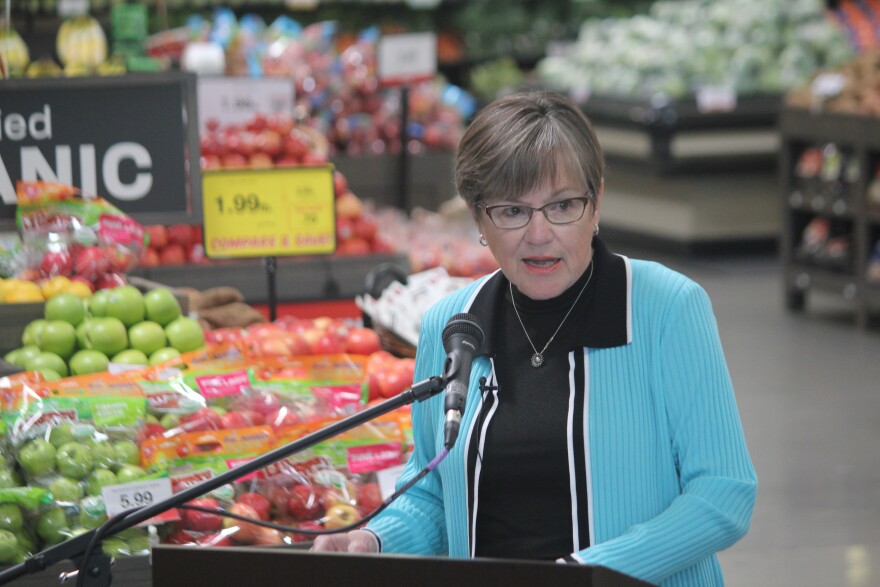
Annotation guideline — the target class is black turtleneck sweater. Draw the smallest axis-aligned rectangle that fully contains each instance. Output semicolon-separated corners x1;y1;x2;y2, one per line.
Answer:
474;262;597;561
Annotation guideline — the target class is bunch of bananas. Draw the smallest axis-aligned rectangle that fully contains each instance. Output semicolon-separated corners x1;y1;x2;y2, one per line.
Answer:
0;27;30;77
56;15;107;70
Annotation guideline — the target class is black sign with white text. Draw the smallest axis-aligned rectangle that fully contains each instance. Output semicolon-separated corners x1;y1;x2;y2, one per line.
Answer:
0;73;198;225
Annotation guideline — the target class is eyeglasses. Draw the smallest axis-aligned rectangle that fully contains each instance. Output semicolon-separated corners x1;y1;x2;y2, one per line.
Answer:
477;196;592;230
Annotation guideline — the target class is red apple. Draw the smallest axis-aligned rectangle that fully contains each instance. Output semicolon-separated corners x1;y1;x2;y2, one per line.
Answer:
264;406;302;430
267;113;294;135
353;216;378;242
336;238;371;256
40;250;73;277
249;152;274;169
356;481;383;513
287;484;323;520
377;368;409;398
224;502;261;544
179;407;224;433
235;492;271;521
344;328;381;355
164;529;197;545
94;272;127;290
74;246;110;282
167;225;195;249
181;497;223;531
245;390;283;417
333;171;348;197
220;411;254;430
140;247;160;267
335;192;363;219
146;225;168;249
336;217;355;241
310;333;346;355
222;153;248;168
159;244;187;265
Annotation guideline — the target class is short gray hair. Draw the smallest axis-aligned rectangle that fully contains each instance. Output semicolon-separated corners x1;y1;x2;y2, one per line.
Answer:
455;91;604;207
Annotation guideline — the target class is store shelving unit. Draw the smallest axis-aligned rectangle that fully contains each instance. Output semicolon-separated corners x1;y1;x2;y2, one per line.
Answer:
778;107;880;328
581;93;782;254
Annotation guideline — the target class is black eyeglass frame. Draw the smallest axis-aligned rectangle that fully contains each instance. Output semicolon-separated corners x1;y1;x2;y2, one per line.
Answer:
476;195;594;229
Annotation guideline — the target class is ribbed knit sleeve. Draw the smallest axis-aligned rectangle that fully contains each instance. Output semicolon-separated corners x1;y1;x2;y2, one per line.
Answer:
574;274;757;585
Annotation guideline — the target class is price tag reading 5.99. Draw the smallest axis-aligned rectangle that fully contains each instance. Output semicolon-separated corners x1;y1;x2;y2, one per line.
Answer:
103;478;173;518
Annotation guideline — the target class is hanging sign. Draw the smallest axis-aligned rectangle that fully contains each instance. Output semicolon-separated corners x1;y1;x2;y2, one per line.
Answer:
202;165;336;258
377;32;437;87
196;77;294;134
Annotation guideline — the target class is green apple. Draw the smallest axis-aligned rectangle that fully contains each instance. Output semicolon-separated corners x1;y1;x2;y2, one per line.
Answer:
105;285;145;327
128;321;167;356
164;317;205;353
49;476;85;503
69;349;110;376
37;369;62;381
110;349;149;366
149;347;180;366
36;507;70;545
143;288;182;326
85;468;118;496
12;530;35;557
78;495;108;529
55;441;94;479
88;290;110;317
18;438;57;477
84;317;128;356
3;345;41;368
0;529;19;564
75;318;94;349
102;536;130;558
48;423;77;448
24;351;69;378
34;320;77;360
112;440;140;466
126;532;151;555
88;441;117;470
0;503;23;532
159;413;180;429
21;319;49;347
0;469;22;489
145;414;160;425
115;464;146;484
44;293;86;326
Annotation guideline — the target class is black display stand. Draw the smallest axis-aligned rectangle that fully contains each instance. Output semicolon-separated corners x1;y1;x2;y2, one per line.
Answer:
778;107;880;328
151;546;657;587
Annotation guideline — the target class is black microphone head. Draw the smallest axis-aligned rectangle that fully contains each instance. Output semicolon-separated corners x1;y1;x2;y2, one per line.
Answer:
442;313;485;350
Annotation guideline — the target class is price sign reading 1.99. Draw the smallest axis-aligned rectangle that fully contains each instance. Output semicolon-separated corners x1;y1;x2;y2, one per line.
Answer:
202;166;336;258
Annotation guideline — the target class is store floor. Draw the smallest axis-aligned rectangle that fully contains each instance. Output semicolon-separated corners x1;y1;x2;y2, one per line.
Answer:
616;245;880;587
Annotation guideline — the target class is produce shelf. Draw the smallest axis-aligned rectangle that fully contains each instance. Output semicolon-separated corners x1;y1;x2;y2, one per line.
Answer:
582;93;782;174
129;253;410;305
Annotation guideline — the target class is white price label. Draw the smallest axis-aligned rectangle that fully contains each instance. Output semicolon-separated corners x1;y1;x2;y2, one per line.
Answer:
695;86;737;113
58;0;89;17
197;77;295;133
378;32;437;86
375;463;406;500
811;73;847;99
103;478;173;518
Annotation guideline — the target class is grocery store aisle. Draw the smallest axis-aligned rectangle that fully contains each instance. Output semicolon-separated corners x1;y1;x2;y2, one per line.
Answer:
618;246;880;587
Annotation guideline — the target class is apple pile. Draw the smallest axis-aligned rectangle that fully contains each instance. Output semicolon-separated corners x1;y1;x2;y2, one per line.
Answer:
139;224;206;268
167;460;387;547
332;171;395;256
18;243;132;295
199;112;328;171
8;421;153;555
2;286;204;380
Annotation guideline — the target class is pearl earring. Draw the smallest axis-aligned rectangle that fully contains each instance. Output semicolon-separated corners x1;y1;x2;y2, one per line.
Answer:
479;235;488;246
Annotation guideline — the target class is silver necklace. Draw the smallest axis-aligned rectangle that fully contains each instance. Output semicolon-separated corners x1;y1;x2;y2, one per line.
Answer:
510;262;594;368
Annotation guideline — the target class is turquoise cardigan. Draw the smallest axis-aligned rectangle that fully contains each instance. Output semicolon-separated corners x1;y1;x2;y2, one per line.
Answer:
367;254;757;586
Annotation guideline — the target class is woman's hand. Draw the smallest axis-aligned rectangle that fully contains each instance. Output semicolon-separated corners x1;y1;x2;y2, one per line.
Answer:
310;530;379;554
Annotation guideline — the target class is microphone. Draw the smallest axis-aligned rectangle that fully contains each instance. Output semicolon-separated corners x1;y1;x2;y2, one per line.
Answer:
441;313;485;449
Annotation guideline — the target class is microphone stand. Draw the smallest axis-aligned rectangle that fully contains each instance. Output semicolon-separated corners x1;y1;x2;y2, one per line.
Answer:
0;375;448;587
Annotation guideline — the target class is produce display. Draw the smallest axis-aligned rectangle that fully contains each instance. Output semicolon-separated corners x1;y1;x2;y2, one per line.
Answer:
2;182;148;300
2;285;201;380
786;48;880;117
537;0;854;99
0;305;418;560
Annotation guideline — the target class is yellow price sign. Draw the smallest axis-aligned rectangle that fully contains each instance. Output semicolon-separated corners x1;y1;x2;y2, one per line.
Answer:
202;166;336;258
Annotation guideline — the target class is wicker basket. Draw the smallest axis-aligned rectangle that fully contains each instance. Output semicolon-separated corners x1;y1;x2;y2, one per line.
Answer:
374;324;417;358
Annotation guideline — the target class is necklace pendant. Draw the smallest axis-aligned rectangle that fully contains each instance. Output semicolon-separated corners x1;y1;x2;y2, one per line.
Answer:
530;353;545;368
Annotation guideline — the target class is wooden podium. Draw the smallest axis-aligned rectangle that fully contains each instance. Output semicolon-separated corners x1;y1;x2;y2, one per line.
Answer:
151;545;656;586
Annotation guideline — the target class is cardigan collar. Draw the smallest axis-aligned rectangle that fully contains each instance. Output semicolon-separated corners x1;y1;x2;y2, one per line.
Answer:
463;237;632;355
